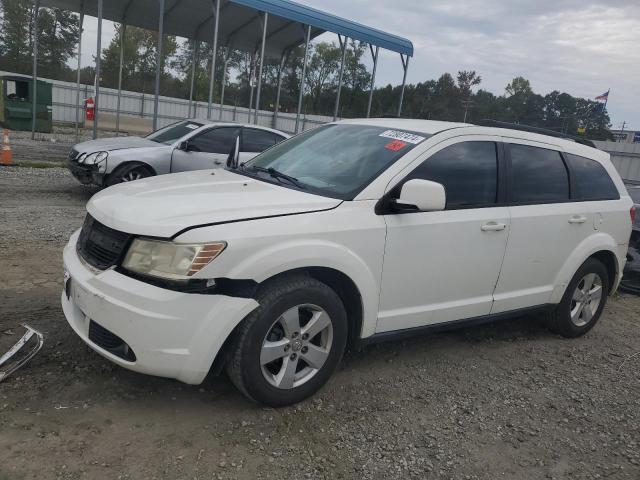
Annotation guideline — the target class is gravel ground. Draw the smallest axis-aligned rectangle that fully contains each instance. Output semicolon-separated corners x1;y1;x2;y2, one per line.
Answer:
1;166;639;480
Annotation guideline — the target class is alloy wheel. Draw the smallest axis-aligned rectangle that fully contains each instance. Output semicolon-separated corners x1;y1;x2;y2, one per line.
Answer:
260;304;333;389
121;170;144;182
570;273;603;327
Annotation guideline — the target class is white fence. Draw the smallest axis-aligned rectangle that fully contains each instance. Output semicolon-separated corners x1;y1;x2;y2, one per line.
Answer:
594;141;640;183
2;71;334;134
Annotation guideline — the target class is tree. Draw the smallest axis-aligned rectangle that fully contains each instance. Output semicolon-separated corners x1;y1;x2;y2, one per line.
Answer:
0;1;79;79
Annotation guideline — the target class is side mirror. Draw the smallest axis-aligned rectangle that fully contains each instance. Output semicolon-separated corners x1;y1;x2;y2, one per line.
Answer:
396;179;446;212
226;136;240;168
178;140;189;151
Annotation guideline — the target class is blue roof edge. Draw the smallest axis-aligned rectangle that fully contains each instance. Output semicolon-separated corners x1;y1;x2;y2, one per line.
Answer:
229;0;414;56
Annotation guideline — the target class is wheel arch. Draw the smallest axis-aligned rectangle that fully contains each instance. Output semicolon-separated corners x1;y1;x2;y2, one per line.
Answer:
550;232;622;303
208;266;366;378
107;160;157;177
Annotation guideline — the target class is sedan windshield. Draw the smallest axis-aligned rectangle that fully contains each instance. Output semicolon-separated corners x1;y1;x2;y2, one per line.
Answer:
146;120;203;145
238;124;430;199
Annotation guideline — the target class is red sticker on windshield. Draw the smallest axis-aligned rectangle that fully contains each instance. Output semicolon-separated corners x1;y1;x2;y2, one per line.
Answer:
384;140;408;151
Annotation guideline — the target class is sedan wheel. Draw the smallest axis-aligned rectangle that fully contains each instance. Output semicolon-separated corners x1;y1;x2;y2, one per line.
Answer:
121;170;145;182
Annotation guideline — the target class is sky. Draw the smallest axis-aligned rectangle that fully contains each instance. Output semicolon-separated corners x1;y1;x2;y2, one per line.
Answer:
78;0;640;130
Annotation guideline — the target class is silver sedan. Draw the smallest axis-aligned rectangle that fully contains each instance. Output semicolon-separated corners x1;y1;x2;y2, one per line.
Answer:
67;120;289;187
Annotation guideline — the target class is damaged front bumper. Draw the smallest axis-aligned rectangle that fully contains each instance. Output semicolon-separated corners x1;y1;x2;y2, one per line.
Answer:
0;325;44;382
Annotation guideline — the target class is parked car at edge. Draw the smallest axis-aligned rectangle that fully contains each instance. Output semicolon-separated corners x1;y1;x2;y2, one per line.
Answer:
67;120;289;187
62;119;634;406
621;183;640;293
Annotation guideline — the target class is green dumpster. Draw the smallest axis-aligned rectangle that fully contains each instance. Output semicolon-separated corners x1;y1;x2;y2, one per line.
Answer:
0;75;52;133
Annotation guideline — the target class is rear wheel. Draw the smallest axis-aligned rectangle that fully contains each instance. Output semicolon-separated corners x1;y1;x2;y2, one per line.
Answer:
106;164;153;186
226;274;348;407
547;258;609;338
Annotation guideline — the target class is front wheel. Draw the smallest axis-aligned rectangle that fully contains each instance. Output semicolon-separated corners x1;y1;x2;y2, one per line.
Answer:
106;164;153;186
547;258;610;338
226;274;348;407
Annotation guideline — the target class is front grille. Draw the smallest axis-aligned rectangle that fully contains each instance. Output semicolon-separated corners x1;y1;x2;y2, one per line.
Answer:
69;148;80;161
88;320;136;362
77;215;131;270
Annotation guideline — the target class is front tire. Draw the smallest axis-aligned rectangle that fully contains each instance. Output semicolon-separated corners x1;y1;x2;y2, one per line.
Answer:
106;164;153;186
226;274;348;407
547;258;609;338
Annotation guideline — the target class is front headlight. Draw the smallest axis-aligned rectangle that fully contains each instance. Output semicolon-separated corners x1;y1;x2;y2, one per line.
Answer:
122;238;227;280
83;151;108;165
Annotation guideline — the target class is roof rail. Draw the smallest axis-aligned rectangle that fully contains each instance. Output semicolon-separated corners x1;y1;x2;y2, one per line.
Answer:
477;119;597;148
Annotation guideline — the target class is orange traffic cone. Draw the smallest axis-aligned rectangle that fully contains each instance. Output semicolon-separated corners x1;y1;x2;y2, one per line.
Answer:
0;129;13;166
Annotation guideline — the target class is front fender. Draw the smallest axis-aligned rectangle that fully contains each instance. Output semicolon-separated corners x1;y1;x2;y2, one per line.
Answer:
223;240;381;338
105;148;171;175
550;232;623;303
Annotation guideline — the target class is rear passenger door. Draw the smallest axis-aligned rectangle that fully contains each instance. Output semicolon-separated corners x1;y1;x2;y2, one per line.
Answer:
491;141;593;313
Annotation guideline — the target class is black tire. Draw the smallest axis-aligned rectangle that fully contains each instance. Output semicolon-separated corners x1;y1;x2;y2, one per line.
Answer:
226;273;348;407
106;163;153;187
547;258;610;338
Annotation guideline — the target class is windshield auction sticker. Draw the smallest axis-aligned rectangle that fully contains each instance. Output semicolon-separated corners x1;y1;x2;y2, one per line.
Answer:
384;140;408;151
186;124;200;130
379;130;426;144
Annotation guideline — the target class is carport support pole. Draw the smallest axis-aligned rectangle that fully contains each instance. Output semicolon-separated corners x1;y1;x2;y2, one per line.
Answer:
219;52;230;120
74;9;84;140
153;0;165;131
116;24;126;135
295;25;311;134
273;51;287;129
333;35;347;122
253;12;268;124
366;45;379;118
397;54;409;118
188;40;198;118
207;0;220;120
93;0;103;140
248;52;256;120
30;0;40;140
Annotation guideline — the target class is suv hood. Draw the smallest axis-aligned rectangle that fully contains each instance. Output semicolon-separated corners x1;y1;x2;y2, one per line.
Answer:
74;136;162;153
87;169;341;238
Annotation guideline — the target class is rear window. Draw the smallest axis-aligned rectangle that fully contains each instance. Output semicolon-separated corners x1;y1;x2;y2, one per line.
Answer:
509;144;569;203
565;153;619;201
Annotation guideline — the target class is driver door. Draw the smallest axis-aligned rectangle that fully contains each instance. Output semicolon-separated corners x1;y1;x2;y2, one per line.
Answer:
377;138;510;332
171;126;240;172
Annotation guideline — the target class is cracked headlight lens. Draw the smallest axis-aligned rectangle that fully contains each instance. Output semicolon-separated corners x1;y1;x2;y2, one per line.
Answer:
122;239;227;280
83;151;108;165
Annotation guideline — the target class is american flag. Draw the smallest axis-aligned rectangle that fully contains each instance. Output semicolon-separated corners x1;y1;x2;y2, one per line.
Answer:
595;90;609;102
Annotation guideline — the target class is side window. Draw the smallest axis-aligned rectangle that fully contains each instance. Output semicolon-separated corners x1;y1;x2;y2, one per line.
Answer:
243;129;282;153
509;144;569;203
564;153;619;201
406;141;498;209
189;127;240;154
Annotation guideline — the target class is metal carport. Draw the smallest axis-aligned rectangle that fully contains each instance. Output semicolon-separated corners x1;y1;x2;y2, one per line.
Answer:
30;0;414;138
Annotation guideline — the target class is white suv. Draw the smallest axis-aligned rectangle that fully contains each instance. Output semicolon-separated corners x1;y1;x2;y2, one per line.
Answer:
62;119;634;406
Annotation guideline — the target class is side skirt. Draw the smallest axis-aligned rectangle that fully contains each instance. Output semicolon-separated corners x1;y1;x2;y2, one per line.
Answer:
358;304;554;347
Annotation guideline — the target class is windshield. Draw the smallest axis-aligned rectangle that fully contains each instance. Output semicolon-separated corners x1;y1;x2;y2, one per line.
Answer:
146;120;203;145
238;124;430;199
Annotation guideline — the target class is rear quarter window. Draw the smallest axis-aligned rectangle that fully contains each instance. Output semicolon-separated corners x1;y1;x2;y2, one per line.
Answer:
565;153;619;201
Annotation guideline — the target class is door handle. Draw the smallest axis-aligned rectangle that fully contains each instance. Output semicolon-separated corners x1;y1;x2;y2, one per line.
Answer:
213;160;222;165
568;215;587;224
481;222;506;232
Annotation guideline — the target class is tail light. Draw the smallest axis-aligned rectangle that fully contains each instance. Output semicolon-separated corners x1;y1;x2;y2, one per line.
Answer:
632;205;636;225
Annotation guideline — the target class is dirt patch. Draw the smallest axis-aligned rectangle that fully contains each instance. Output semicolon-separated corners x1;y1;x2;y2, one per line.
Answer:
1;167;639;479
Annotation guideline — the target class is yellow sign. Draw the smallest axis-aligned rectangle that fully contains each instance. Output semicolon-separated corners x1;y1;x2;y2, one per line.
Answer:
577;127;586;135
